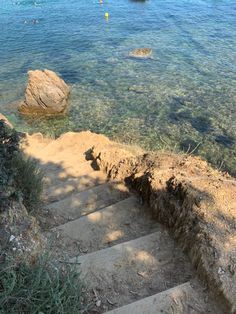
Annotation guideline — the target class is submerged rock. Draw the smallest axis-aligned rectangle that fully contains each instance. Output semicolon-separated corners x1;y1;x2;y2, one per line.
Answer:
128;85;150;94
129;48;152;59
18;69;70;116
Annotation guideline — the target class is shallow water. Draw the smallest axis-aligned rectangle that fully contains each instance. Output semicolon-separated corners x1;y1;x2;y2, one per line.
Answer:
0;0;236;174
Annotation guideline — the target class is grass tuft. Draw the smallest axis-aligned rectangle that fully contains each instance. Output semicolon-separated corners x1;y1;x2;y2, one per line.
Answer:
0;254;86;314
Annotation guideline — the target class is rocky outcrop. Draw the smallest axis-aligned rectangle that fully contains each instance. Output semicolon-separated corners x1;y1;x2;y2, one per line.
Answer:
129;48;152;58
0;113;13;128
18;69;70;116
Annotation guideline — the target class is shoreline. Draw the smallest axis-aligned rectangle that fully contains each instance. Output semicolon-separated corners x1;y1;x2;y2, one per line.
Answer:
1;107;236;179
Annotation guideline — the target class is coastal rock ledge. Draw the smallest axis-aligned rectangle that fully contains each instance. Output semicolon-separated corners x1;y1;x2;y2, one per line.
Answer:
18;69;70;116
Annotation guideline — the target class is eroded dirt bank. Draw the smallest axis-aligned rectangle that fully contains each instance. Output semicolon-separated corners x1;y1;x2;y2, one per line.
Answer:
88;137;236;313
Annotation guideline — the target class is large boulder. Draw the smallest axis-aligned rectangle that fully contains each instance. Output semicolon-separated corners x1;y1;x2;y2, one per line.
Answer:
18;69;70;116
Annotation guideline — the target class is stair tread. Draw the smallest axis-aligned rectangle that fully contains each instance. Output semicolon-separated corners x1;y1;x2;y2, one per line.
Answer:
42;160;96;185
70;231;194;311
43;171;107;203
49;196;160;257
105;282;214;314
45;182;130;226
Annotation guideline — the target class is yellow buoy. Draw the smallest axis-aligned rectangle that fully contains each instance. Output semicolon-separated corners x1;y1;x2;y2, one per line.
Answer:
99;0;103;4
105;12;109;19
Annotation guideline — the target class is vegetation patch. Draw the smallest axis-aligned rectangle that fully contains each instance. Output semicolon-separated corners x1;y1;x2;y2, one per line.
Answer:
0;121;43;213
0;121;87;313
11;154;43;213
0;254;86;314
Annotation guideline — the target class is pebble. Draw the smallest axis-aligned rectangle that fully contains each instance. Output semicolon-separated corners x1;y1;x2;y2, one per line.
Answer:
9;235;16;242
218;266;225;275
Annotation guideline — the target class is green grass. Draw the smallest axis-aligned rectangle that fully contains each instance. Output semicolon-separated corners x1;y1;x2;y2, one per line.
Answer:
0;254;86;314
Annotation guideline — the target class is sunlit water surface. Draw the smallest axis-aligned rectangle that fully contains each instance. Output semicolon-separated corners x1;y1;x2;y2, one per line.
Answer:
0;0;236;173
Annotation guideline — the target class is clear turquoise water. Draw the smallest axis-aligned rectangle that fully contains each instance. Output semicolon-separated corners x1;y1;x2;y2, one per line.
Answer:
0;0;236;174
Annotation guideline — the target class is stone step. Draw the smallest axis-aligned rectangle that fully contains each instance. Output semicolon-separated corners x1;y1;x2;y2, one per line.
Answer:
43;171;107;203
70;232;194;312
105;282;213;314
45;182;130;226
50;197;160;257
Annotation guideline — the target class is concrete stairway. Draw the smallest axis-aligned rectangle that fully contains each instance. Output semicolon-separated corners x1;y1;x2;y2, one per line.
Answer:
23;132;222;314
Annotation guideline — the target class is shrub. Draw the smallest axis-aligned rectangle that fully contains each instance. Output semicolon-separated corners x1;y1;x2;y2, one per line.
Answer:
0;121;20;211
11;155;43;213
0;121;43;213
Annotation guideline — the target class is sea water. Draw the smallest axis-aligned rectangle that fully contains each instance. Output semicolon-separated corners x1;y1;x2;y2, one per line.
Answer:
0;0;236;174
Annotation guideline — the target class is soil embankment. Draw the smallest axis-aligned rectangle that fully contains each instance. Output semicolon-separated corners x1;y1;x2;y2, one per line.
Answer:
89;139;236;312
